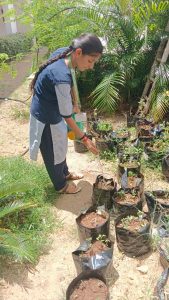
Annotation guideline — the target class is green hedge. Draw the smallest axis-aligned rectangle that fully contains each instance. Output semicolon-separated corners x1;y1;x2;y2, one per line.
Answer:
0;33;33;58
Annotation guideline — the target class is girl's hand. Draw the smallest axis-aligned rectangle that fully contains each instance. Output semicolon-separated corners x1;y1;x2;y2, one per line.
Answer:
83;138;99;155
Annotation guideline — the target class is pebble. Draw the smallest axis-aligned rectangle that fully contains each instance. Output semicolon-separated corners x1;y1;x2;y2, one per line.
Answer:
136;265;148;274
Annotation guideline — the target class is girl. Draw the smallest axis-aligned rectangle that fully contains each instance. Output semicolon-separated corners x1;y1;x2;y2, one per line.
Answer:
29;33;103;194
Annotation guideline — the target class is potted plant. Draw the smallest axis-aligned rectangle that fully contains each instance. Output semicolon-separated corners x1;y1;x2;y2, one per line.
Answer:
66;271;109;300
76;206;110;243
115;210;151;257
96;121;112;136
72;235;114;286
92;175;117;209
113;189;143;214
145;190;169;223
120;170;144;195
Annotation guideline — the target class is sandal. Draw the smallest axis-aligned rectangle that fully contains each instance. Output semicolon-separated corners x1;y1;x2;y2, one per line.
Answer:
66;172;84;181
58;182;81;194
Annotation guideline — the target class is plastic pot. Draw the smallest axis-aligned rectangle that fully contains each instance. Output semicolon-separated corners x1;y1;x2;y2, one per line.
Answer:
66;271;109;300
72;238;114;286
145;190;169;223
162;154;169;181
119;171;144;195
112;189;143;214
92;175;117;209
76;206;110;243
115;210;151;257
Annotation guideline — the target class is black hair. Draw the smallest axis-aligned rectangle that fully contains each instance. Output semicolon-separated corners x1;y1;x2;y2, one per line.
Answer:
30;33;103;91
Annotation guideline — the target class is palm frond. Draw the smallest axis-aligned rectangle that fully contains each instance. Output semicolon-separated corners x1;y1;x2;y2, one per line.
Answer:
0;182;33;200
152;91;169;122
0;200;36;219
91;72;125;113
0;229;36;263
149;64;169;110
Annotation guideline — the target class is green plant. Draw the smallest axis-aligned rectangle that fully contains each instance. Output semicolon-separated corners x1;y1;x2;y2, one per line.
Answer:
0;182;37;263
0;157;59;263
12;107;30;121
148;64;169;122
96;234;110;247
99;150;116;161
97;121;112;132
121;211;145;229
128;171;136;177
116;190;126;199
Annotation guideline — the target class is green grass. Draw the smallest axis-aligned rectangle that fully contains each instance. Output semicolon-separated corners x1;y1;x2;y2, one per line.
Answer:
12;107;30;121
0;156;62;262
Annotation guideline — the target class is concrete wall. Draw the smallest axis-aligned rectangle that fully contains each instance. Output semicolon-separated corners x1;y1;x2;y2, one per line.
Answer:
0;3;31;37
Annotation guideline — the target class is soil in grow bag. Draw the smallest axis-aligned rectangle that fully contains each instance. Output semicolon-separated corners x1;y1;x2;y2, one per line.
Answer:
115;211;151;257
76;206;110;243
136;119;154;130
138;128;154;142
67;272;109;300
72;237;114;286
113;189;143;214
162;154;169;181
92;175;117;209
145;190;169;223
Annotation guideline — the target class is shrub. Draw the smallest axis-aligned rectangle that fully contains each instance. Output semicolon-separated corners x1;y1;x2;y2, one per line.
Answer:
0;33;33;58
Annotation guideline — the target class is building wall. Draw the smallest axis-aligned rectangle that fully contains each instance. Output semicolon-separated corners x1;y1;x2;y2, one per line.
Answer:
0;3;31;37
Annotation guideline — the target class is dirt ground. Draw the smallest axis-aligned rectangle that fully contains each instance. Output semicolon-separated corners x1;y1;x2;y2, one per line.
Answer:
0;65;169;300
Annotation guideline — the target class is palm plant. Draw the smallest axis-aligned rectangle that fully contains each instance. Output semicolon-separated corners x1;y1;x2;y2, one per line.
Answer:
77;0;169;113
149;64;169;122
0;182;37;263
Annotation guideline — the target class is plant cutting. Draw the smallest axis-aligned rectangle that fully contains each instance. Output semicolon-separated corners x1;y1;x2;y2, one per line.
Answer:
72;234;114;286
76;206;110;243
113;188;143;214
92;175;117;209
115;210;151;257
66;271;109;300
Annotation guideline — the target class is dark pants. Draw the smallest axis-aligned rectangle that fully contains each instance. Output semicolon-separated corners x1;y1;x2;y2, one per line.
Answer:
40;124;69;191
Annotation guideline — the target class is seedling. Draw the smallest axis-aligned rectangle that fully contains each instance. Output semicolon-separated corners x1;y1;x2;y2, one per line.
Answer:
96;234;110;247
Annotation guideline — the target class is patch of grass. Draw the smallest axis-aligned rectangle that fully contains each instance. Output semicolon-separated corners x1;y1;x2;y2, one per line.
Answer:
12;107;29;121
0;156;62;261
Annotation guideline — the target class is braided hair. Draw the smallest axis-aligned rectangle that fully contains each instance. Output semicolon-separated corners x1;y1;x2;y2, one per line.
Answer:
30;33;103;92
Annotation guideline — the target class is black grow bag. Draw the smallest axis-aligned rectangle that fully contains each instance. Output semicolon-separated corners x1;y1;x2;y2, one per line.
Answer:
112;189;143;214
95;138;110;151
162;154;169;181
115;210;151;257
92;175;117;209
145;190;169;223
72;239;114;286
120;171;144;195
66;271;109;300
117;163;141;184
76;206;110;243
